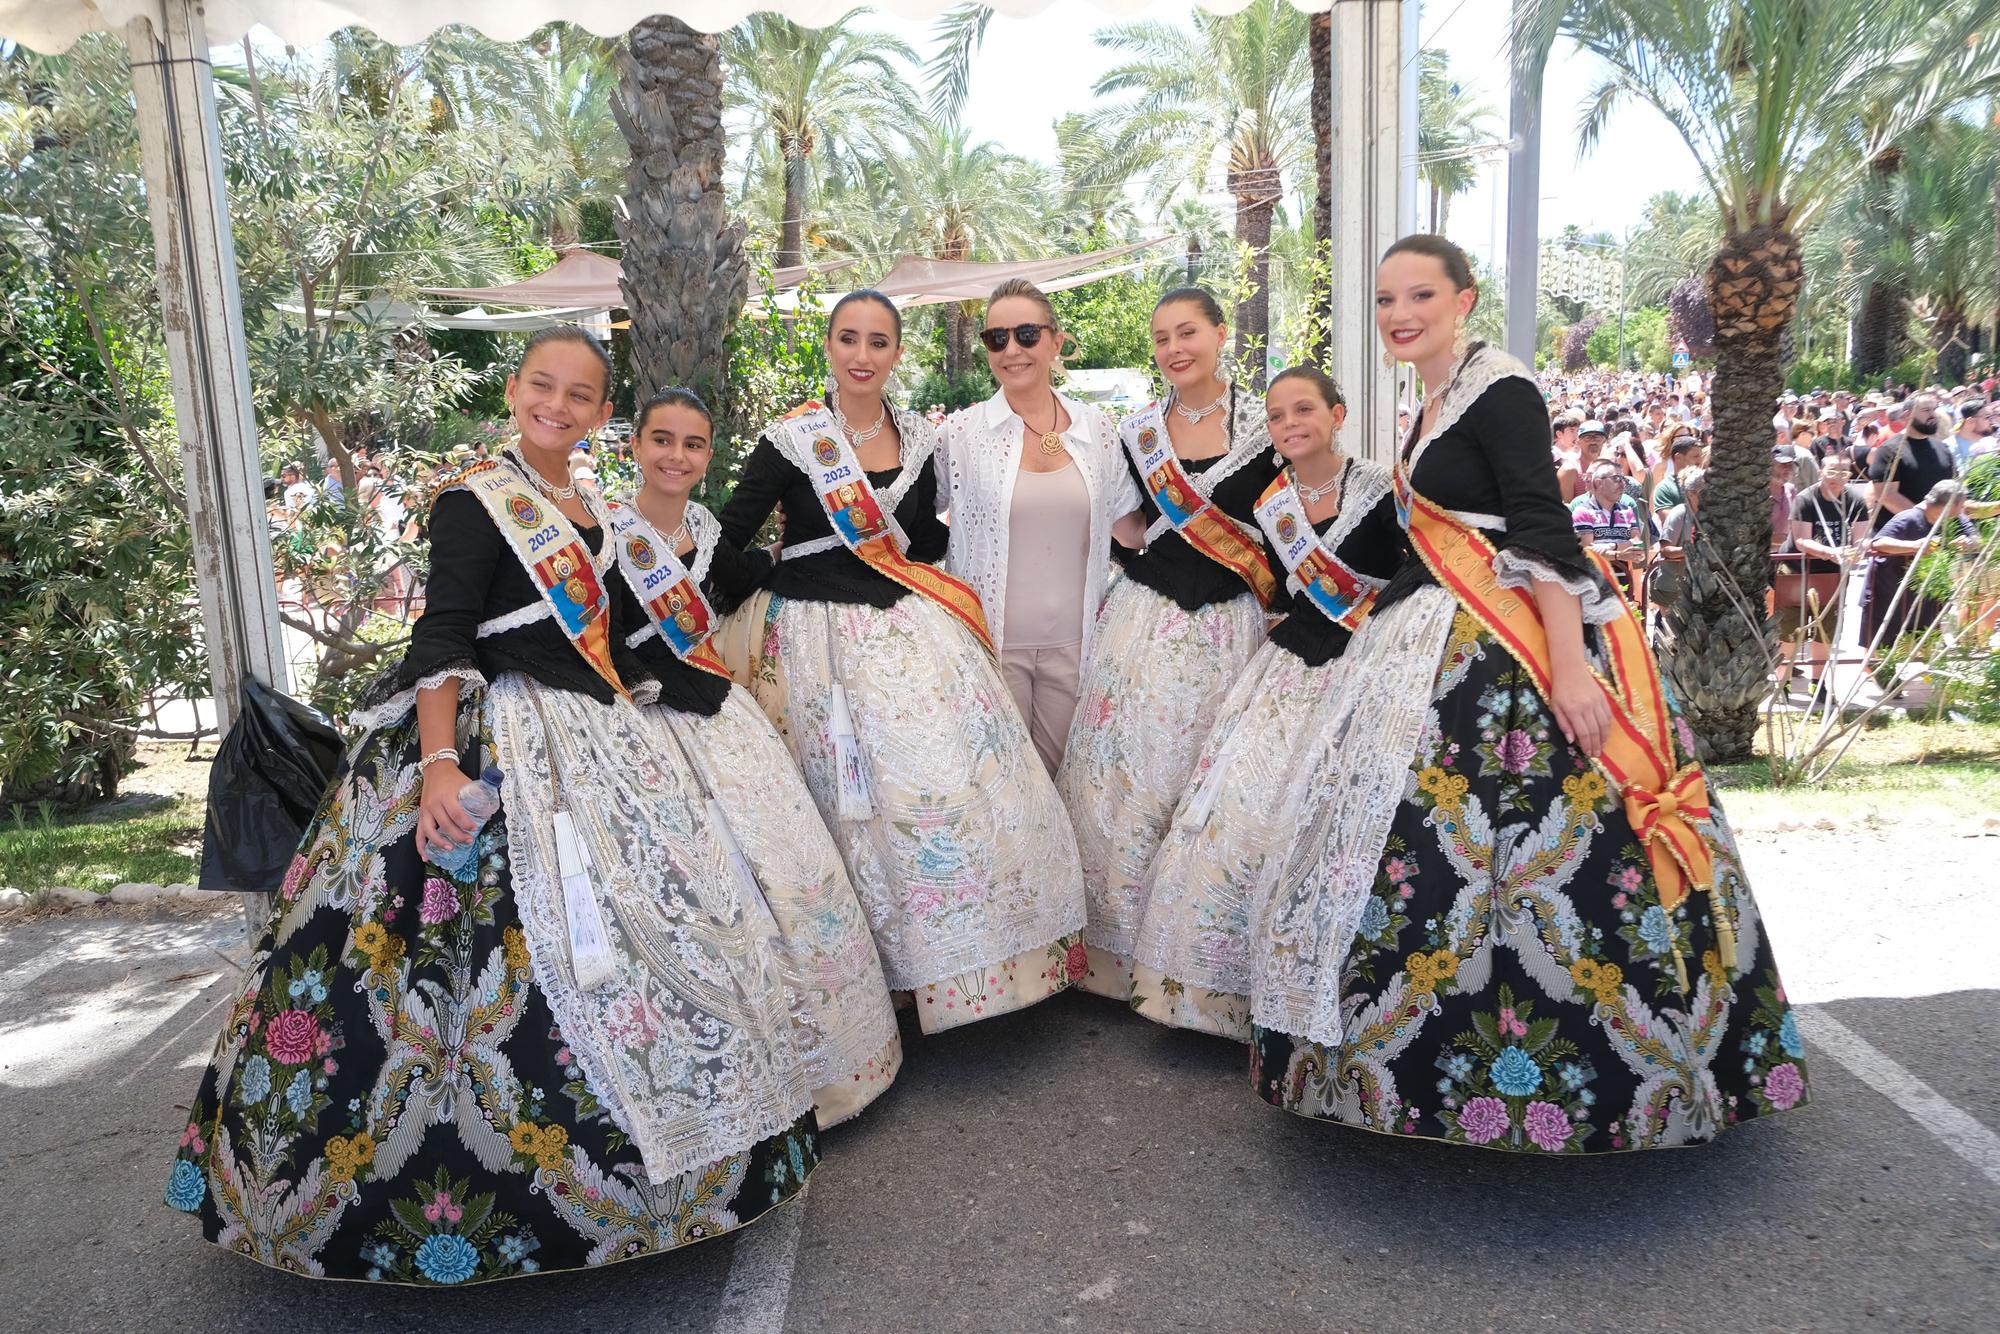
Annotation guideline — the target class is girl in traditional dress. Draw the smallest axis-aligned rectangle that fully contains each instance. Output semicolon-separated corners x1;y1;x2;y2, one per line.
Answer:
1248;236;1808;1152
1131;367;1403;1040
605;388;901;1127
1055;288;1281;1002
938;279;1144;773
713;291;1088;1033
165;330;820;1283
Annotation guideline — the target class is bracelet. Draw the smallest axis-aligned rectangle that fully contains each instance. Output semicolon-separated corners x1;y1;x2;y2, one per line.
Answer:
418;747;461;771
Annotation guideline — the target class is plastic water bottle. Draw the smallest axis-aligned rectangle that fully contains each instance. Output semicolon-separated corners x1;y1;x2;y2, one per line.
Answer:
431;766;503;880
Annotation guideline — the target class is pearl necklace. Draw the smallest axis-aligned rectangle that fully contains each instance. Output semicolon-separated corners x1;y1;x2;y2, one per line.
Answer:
1173;383;1230;426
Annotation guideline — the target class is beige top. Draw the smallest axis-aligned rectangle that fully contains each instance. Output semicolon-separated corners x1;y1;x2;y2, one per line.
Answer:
1003;460;1092;648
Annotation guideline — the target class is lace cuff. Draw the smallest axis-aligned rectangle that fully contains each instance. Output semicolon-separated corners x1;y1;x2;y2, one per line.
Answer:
630;679;662;707
1492;548;1624;625
350;661;487;734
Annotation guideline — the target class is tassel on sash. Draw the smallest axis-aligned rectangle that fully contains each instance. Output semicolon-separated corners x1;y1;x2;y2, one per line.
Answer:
828;681;872;821
552;810;617;992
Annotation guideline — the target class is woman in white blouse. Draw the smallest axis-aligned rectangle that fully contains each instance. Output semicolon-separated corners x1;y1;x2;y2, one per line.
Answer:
940;278;1144;772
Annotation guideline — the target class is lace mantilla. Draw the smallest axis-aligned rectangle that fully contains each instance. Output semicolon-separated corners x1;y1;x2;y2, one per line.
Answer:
1403;344;1537;479
488;674;813;1182
1137;384;1272;546
1250;585;1463;1046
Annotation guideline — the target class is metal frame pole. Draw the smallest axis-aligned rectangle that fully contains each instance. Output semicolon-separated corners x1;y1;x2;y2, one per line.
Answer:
1504;0;1542;365
1329;0;1416;464
124;2;288;735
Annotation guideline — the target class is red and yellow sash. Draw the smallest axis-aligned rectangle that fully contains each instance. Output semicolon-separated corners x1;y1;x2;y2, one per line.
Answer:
1396;466;1715;919
606;500;733;681
443;458;625;698
1254;473;1380;633
1122;401;1278;607
776;403;995;654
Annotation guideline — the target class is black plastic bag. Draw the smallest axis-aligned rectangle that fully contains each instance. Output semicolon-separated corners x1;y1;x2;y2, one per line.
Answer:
198;679;345;893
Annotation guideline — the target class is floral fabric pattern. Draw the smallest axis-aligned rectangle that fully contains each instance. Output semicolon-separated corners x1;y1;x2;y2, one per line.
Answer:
165;687;818;1283
1251;614;1808;1152
724;591;1085;1009
1055;578;1267;986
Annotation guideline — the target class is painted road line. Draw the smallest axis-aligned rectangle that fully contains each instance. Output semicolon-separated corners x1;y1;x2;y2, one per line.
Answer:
709;1182;808;1334
1798;1005;2000;1189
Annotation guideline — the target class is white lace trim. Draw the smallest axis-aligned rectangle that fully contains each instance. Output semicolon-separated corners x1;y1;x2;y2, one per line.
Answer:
1138;385;1273;546
685;502;721;587
1250;585;1463;1045
488;675;813;1182
1403;345;1537;478
780;534;845;562
1284;460;1394;599
348;666;486;734
479;603;552;638
1491;548;1625;625
1447;509;1507;532
629;679;661;707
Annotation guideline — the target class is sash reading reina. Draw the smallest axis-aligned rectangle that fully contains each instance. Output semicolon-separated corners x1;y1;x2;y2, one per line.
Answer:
1253;473;1381;633
443;458;626;699
606;501;733;681
1394;463;1730;977
774;403;995;654
1121;401;1277;606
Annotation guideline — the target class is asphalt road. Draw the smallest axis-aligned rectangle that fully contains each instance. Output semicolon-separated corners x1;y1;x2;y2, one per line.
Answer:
2;823;1995;1334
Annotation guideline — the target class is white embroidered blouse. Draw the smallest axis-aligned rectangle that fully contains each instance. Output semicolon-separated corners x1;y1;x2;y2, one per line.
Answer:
938;388;1143;665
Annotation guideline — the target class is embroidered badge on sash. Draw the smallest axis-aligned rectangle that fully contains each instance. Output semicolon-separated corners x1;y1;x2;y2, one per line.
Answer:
607;501;731;679
1121;401;1277;605
1254;473;1381;632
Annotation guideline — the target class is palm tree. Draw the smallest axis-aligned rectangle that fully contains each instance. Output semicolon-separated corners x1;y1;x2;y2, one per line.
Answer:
1517;0;2000;762
613;16;746;403
722;12;917;270
1085;0;1313;383
1875;118;1998;385
1622;190;1720;305
506;29;623;248
877;120;1050;378
1417;50;1497;234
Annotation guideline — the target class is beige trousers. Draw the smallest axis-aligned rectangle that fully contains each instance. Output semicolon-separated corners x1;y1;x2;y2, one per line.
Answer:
1000;641;1083;776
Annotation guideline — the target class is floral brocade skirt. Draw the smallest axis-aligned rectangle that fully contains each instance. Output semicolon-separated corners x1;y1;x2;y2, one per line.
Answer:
165;676;818;1284
1129;641;1342;1042
1251;592;1809;1153
718;590;1088;1031
1055;579;1267;1002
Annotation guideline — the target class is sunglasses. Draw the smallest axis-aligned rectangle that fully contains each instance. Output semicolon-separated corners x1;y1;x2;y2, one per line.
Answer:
979;323;1054;352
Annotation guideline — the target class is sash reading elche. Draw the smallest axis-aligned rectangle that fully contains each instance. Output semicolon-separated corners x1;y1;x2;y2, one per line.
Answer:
1253;472;1384;632
1393;464;1732;987
1121;401;1277;606
441;458;625;698
772;403;995;653
606;501;734;681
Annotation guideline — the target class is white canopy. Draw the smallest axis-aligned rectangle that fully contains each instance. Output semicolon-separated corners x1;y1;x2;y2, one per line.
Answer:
1;0;1321;53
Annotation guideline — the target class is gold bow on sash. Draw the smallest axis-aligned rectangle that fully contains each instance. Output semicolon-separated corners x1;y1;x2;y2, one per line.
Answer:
1397;468;1730;984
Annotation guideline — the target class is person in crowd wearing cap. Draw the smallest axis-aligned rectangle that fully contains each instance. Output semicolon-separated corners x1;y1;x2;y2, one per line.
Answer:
1557;418;1608;504
1868;392;1955;516
1769;444;1801;554
1951;397;1990;472
1863;480;1982;647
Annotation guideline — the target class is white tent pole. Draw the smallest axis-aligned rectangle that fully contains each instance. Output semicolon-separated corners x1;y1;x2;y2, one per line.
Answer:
124;1;287;735
1329;0;1415;465
1503;0;1542;365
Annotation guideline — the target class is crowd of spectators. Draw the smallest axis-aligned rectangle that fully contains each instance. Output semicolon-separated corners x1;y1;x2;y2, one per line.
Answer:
1532;367;1998;695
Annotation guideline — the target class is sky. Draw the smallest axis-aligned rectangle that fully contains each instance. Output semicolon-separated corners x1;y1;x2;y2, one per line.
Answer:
869;0;1709;267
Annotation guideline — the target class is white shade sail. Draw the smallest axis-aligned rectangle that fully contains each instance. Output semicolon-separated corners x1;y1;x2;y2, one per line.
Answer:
2;0;1329;53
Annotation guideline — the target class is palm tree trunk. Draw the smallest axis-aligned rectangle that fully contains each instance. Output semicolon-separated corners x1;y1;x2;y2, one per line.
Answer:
611;17;748;405
778;144;808;271
1229;162;1281;390
1305;12;1332;367
1933;306;1969;386
1662;224;1802;762
1852;151;1906;380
